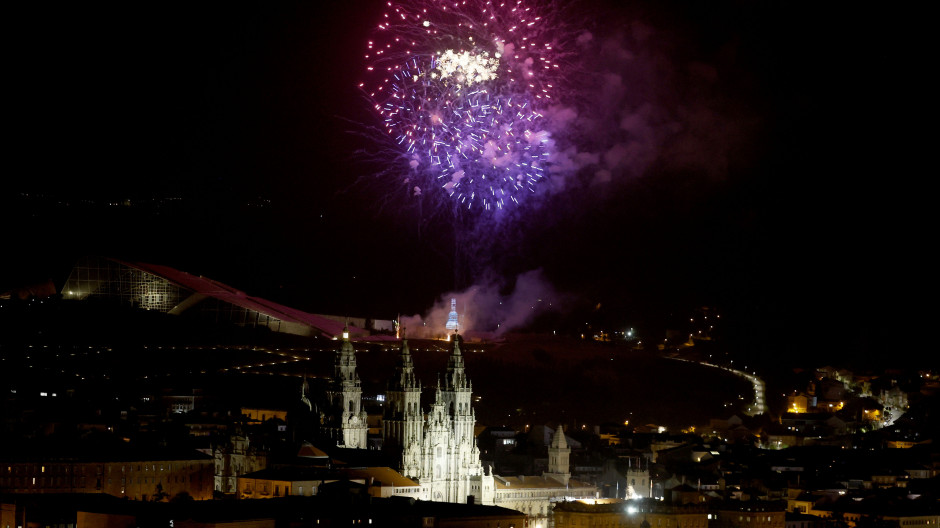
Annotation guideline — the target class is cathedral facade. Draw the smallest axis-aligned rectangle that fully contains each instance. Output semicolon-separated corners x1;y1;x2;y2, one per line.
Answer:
323;330;586;509
381;333;494;504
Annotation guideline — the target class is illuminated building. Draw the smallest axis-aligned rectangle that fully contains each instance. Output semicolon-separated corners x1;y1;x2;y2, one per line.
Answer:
324;327;369;449
210;434;268;496
544;424;571;485
446;298;459;330
236;467;423;500
384;334;598;516
485;426;596;526
240;407;288;423
282;331;490;504
60;256;387;339
0;451;214;501
237;467;344;499
492;473;597;526
786;394;814;414
321;330;492;504
598;456;652;499
346;467;425;499
377;333;597;516
391;332;493;503
552;498;708;528
711;501;786;528
880;385;908;416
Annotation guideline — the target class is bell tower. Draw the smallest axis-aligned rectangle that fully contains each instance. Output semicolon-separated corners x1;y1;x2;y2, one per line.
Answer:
331;325;368;449
544;424;571;485
384;331;423;455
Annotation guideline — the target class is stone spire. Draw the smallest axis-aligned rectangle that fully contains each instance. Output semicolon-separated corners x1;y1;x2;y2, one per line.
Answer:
335;324;359;383
384;328;423;452
544;424;571;486
390;330;418;391
443;332;469;391
551;424;568;449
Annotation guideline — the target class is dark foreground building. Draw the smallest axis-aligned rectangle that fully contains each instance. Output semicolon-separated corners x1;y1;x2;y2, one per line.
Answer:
0;490;526;527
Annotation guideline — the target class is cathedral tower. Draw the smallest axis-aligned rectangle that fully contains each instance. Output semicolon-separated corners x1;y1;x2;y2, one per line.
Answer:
440;332;474;446
544;424;571;486
329;325;368;449
384;334;424;477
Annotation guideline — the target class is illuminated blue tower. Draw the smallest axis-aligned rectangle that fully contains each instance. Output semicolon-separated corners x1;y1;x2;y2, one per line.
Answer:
445;298;459;331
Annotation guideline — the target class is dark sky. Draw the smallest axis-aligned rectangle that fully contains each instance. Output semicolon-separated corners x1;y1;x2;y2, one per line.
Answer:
3;1;928;366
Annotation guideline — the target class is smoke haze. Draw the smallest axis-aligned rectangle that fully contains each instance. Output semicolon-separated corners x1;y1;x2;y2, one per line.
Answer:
400;269;564;339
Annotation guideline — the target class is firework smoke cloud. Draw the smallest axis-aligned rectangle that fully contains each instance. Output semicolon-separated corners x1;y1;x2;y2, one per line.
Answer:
400;268;561;339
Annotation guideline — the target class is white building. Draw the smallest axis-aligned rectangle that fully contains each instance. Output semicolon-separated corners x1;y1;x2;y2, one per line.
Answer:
327;327;369;449
492;426;597;527
380;333;493;504
338;332;596;517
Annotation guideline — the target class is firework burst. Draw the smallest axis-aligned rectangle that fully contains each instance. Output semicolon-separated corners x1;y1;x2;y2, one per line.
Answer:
361;0;574;214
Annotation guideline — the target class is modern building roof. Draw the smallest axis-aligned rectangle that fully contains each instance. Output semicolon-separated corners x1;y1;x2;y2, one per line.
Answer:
62;256;372;339
128;259;368;339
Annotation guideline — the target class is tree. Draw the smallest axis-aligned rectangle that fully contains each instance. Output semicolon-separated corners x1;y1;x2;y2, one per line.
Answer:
152;482;169;502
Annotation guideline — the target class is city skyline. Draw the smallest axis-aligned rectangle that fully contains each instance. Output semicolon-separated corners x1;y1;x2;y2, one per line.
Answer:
3;4;937;524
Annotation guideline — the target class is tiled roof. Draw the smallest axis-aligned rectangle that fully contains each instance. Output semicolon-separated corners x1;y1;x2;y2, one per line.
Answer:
495;475;592;490
297;444;330;458
239;467;348;482
348;467;420;488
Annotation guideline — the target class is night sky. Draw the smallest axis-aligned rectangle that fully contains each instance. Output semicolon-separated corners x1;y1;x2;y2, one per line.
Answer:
3;1;928;368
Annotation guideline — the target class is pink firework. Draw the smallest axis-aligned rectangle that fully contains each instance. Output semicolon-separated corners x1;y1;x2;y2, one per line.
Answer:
363;0;565;102
360;0;577;213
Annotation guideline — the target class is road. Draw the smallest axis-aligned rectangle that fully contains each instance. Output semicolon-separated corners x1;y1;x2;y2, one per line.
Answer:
668;356;767;417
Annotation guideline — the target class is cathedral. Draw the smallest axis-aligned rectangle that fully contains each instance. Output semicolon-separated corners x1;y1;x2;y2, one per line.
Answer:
311;326;587;509
383;331;492;503
313;327;493;503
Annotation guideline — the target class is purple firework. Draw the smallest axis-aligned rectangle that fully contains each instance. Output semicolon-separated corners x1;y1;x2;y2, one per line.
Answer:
361;0;570;213
382;56;550;210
